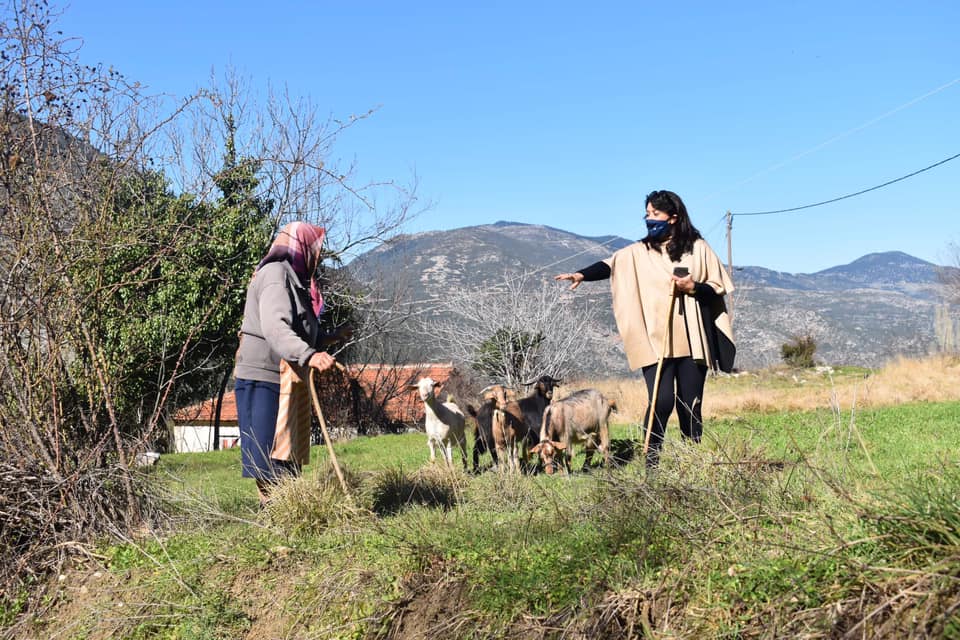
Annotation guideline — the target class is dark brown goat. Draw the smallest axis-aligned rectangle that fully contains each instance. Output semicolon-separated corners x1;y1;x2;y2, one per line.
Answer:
517;375;562;458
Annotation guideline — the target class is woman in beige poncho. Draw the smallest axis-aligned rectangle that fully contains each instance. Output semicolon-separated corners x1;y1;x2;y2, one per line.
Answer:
555;190;735;467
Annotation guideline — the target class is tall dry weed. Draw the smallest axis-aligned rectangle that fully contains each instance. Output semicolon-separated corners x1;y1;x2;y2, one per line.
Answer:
263;462;368;536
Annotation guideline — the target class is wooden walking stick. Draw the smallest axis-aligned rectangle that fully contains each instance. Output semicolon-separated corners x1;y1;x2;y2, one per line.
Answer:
642;280;680;457
309;363;351;498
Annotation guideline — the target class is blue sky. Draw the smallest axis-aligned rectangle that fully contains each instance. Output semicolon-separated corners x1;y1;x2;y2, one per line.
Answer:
58;1;958;273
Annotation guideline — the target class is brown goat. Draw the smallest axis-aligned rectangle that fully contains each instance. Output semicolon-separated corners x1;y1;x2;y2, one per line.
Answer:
482;384;528;473
530;389;616;475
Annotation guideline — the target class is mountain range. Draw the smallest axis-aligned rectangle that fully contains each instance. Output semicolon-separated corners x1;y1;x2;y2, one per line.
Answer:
349;221;953;371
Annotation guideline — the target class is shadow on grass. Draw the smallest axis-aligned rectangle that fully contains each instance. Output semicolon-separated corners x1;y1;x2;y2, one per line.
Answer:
370;466;465;515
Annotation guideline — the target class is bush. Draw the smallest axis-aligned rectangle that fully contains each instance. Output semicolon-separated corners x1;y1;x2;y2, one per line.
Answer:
781;334;818;368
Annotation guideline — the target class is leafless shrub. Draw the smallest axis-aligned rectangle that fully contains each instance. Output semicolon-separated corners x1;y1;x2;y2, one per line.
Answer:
0;1;169;597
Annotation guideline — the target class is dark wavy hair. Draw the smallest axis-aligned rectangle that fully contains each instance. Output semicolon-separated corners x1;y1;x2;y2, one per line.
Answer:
642;189;702;262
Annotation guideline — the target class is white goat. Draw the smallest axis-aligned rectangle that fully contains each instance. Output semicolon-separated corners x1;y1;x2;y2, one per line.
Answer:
409;377;468;469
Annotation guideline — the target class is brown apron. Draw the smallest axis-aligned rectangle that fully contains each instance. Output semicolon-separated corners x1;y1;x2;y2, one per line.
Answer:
270;359;311;466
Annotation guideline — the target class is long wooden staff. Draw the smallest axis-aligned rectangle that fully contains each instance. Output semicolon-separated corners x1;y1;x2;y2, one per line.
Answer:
309;363;351;498
642;283;679;457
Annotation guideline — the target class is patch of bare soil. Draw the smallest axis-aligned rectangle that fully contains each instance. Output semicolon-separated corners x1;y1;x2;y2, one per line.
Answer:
226;556;311;640
374;558;478;640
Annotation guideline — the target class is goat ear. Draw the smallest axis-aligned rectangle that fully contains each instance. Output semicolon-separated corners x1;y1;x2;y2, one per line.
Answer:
407;385;419;391
529;443;544;455
553;441;568;450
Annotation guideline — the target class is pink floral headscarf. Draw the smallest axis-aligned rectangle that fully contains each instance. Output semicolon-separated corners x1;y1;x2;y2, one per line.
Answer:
257;221;326;316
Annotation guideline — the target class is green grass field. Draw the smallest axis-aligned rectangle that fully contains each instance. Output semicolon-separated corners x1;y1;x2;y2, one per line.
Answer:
16;399;960;639
160;400;960;514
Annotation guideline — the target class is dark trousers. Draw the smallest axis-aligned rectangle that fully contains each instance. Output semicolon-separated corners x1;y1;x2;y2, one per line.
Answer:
236;378;299;482
641;357;707;467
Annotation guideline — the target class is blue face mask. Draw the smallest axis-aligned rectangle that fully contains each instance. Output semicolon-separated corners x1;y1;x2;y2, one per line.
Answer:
645;218;672;240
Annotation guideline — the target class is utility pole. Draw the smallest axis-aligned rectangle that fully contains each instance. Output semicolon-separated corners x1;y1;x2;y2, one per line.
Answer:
726;210;734;323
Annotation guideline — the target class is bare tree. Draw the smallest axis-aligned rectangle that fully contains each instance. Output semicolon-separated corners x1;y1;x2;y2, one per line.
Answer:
427;275;612;387
935;242;960;353
158;65;423;264
938;242;960;305
934;304;958;354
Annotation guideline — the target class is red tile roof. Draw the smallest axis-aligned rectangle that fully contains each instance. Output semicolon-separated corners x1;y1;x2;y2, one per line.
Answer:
172;392;238;425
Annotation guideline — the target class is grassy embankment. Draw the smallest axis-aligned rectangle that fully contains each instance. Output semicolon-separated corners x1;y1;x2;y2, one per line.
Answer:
9;356;960;639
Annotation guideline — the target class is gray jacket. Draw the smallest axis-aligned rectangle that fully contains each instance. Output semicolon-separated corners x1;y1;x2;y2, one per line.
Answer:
234;261;322;384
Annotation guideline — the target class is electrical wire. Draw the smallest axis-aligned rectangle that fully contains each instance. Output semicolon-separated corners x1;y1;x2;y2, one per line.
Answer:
732;151;960;216
358;152;956;310
701;77;960;204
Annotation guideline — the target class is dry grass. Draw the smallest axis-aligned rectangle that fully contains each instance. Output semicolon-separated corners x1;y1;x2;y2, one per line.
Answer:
262;462;368;536
569;354;960;423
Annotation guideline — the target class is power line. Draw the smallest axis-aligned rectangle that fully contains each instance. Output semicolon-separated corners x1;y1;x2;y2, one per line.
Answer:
732;151;960;217
702;212;728;241
701;77;960;205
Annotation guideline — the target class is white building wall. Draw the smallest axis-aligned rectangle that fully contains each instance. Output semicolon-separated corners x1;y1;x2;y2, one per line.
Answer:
173;425;241;453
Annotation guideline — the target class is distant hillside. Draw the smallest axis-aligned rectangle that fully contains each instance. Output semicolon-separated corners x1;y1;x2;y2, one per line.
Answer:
355;221;633;289
350;222;952;370
736;251;942;298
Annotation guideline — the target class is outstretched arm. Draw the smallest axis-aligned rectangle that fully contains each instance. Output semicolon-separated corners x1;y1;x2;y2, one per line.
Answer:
555;261;611;290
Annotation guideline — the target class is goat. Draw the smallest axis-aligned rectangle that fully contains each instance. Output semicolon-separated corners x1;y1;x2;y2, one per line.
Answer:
466;390;498;472
470;379;559;473
530;389;616;475
487;384;529;473
517;375;562;461
468;384;530;473
409;377;468;469
468;384;518;472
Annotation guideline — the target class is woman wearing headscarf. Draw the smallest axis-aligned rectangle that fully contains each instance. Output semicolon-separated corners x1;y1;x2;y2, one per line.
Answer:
234;221;347;505
554;190;735;467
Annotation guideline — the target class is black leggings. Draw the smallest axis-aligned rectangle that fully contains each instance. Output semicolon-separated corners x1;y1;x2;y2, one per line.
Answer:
641;357;707;467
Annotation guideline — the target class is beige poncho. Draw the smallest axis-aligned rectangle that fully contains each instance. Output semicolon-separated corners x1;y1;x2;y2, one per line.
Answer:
605;238;734;371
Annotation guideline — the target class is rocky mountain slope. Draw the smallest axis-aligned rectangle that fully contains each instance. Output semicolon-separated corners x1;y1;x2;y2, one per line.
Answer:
349;222;952;370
